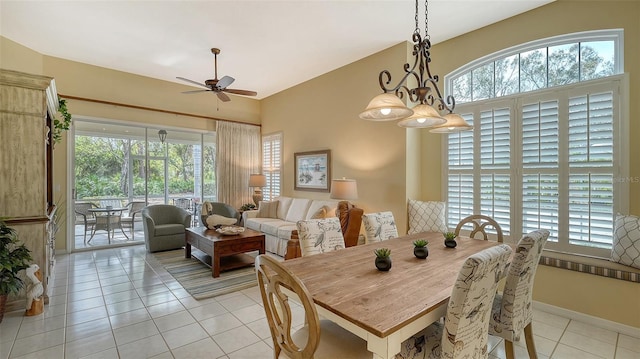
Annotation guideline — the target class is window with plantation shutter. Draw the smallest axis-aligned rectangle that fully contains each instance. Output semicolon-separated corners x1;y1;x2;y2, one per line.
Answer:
444;31;625;258
445;78;624;258
262;132;282;201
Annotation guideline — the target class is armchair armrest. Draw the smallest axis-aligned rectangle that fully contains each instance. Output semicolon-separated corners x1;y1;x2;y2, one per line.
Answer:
242;210;259;226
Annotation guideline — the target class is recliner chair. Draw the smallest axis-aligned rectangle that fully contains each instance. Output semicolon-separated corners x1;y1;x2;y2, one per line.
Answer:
142;204;191;253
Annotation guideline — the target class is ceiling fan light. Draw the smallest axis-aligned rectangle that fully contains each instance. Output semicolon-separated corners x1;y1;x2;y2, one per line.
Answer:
429;113;473;133
359;93;413;121
397;104;446;128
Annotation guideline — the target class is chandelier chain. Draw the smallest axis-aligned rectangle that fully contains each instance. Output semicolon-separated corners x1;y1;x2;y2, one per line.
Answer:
414;0;419;35
424;0;429;40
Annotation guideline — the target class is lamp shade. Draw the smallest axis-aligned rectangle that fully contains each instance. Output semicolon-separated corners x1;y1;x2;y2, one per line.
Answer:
359;93;413;121
330;178;358;200
249;174;267;187
429;113;473;133
397;104;447;128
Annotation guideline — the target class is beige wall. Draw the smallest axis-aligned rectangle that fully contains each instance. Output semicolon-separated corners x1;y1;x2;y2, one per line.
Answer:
261;42;414;233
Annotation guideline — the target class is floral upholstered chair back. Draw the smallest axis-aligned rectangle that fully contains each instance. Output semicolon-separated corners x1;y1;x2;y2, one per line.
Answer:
490;229;549;341
397;244;512;359
362;211;398;244
296;217;346;257
442;244;512;358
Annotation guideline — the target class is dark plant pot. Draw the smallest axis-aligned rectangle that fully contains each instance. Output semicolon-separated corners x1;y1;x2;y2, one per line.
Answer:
375;257;392;271
444;239;458;248
414;247;429;259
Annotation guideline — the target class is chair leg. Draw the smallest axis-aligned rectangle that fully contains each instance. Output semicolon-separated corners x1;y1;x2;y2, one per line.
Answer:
505;340;516;359
524;322;538;359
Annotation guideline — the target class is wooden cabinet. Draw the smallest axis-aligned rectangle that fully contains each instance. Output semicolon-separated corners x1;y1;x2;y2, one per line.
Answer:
0;69;57;309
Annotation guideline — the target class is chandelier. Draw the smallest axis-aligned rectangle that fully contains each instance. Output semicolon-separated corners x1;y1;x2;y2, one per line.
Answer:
359;0;472;132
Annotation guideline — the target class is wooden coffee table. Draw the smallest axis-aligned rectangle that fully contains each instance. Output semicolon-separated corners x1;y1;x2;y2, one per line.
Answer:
185;227;265;278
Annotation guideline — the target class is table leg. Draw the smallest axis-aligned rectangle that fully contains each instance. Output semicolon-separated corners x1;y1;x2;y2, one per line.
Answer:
213;253;221;278
185;242;192;259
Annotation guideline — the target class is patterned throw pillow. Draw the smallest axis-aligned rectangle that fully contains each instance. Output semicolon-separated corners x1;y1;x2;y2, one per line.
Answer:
407;200;447;234
296;217;345;257
257;201;278;219
611;214;640;269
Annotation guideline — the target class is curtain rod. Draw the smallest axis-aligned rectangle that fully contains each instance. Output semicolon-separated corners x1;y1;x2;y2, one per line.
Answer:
58;94;261;127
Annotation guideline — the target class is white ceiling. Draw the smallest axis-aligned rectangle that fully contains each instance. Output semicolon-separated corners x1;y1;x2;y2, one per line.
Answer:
1;1;553;99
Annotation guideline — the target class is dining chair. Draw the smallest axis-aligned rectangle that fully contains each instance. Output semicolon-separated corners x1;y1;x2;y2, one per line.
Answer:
407;199;448;234
74;202;97;244
99;199;123;208
296;217;346;257
362;211;398;244
397;244;513;359
455;214;504;242
489;229;549;359
255;254;370;359
121;201;147;239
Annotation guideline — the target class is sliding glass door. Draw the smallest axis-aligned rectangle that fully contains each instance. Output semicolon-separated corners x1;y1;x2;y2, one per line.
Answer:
72;120;216;251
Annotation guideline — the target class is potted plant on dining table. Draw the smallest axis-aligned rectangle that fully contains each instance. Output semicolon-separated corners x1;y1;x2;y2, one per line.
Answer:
413;239;429;259
443;232;458;248
374;248;392;271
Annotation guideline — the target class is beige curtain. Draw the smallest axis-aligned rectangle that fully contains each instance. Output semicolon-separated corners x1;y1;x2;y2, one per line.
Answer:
216;121;261;208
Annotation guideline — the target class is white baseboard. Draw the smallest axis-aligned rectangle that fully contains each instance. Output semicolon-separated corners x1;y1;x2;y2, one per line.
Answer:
534;300;640;338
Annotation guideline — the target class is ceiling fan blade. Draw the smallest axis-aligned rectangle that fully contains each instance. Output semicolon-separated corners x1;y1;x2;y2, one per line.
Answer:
176;76;209;89
224;88;258;96
216;91;231;102
216;75;235;89
181;89;211;94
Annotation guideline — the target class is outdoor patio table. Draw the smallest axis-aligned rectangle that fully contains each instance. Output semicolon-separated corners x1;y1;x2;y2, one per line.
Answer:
88;207;128;243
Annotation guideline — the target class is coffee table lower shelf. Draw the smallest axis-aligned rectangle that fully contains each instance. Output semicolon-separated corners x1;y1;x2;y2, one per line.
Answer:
190;248;258;273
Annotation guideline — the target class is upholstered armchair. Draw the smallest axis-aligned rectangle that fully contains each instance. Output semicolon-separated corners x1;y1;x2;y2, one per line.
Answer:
200;201;240;227
141;205;192;253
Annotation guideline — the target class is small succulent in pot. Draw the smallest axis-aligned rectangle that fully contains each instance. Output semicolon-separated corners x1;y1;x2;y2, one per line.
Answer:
240;203;256;211
412;239;429;259
443;232;458;248
374;248;392;271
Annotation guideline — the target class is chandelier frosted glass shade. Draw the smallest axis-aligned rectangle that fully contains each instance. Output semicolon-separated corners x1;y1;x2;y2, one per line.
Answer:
397;104;447;128
429;113;474;133
359;93;414;121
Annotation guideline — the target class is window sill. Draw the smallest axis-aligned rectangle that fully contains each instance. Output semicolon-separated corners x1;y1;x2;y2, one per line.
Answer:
540;250;640;283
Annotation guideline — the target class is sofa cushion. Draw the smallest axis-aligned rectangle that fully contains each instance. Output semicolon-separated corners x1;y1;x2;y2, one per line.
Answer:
245;217;281;232
407;200;448;234
285;198;312;223
297;217;345;257
277;224;298;240
611;213;640;269
154;224;185;236
261;220;294;237
257;200;278;218
276;196;293;220
305;200;338;220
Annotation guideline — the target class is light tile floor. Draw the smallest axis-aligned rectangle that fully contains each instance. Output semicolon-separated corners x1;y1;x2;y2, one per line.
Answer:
1;245;638;359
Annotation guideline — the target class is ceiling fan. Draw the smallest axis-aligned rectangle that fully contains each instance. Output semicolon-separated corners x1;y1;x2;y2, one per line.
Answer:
176;48;257;102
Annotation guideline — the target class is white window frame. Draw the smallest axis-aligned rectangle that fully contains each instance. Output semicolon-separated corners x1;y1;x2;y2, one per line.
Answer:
262;132;282;201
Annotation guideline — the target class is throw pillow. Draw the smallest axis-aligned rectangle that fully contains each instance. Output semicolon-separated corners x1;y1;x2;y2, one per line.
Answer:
257;200;278;218
310;205;330;219
408;200;448;234
205;214;237;229
611;213;640;269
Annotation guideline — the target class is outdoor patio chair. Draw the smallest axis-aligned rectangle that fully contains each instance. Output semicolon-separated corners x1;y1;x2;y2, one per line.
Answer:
74;202;97;244
121;201;147;239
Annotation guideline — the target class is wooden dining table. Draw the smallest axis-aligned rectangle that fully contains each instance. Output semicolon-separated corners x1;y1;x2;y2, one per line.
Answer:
281;231;506;359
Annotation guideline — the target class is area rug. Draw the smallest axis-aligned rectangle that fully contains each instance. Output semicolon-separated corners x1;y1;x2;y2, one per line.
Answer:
151;249;258;300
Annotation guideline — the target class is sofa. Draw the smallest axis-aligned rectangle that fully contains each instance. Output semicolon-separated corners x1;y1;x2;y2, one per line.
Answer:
243;196;363;258
142;204;192;253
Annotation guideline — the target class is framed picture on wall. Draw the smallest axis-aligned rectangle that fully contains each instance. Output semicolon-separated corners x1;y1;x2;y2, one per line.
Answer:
294;150;331;192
